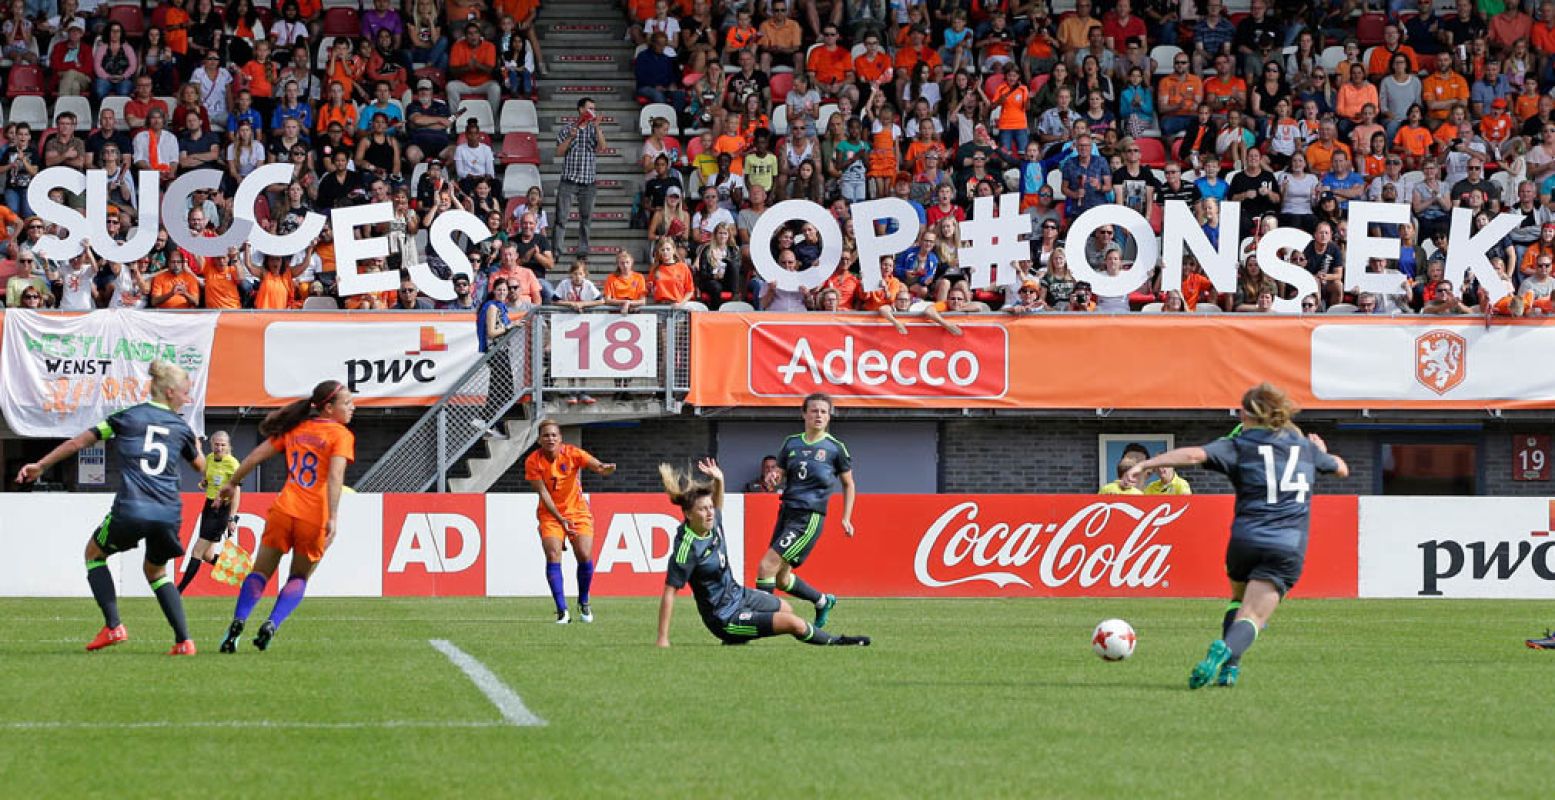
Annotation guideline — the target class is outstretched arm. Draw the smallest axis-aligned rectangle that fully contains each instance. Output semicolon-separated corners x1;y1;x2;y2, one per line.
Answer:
655;584;676;647
697;457;724;509
15;429;99;484
1123;446;1209;487
222;440;280;503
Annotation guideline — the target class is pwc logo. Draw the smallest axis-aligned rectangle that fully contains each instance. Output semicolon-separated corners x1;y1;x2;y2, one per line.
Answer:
263;321;478;399
747;322;1009;400
383;495;486;596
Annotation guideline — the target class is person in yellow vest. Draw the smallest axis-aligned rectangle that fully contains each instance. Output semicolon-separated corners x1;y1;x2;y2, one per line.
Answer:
1144;465;1193;495
1100;454;1145;494
179;431;242;592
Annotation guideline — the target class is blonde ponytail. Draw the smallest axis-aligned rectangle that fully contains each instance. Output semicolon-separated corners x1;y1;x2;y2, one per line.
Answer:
1241;382;1301;433
659;462;713;511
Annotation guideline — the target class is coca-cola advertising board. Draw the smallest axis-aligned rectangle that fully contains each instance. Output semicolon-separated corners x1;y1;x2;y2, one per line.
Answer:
745;495;1359;598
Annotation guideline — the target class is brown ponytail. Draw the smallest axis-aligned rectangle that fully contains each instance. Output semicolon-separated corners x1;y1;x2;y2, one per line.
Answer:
1241;382;1300;434
659;463;714;511
259;380;344;438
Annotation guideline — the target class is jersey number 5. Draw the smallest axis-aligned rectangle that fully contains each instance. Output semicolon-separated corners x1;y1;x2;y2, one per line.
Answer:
1257;444;1310;504
140;426;170;476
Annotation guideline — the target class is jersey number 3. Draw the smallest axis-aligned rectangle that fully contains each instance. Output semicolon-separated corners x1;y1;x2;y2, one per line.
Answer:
140;426;171;476
1257;444;1310;504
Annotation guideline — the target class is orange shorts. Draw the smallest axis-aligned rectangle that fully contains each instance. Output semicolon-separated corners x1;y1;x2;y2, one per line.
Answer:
538;513;594;540
262;508;329;562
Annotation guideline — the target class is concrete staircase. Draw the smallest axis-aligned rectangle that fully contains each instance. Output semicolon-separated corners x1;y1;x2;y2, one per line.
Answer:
537;5;651;276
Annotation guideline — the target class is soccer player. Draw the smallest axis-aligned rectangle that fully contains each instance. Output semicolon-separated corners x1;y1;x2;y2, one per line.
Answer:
655;458;870;648
1125;383;1348;689
178;430;242;592
15;362;204;655
524;419;616;624
218;380;356;653
756;393;854;626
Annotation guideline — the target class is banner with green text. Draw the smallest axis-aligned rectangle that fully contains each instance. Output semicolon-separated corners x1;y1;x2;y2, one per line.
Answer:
0;310;218;437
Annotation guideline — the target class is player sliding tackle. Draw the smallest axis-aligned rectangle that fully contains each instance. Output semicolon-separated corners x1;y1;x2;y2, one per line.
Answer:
656;459;870;648
1125;383;1347;689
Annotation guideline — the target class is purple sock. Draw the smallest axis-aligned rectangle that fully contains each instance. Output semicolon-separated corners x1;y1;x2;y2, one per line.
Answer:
267;578;308;628
576;560;594;606
545;562;566;612
233;572;268;622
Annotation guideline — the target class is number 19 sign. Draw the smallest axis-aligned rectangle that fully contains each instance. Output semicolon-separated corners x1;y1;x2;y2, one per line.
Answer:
549;314;659;379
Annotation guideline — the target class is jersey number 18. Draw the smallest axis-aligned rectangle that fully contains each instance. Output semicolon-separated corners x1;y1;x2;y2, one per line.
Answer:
1257;444;1310;504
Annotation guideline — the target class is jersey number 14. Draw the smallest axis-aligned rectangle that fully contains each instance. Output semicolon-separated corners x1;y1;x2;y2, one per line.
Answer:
1257;444;1310;504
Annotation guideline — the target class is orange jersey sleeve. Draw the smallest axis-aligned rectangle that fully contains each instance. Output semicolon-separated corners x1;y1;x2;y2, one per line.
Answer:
526;444;593;519
271;418;356;525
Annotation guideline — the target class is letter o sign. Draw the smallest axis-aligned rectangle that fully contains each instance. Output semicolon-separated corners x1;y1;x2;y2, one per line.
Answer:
748;199;842;292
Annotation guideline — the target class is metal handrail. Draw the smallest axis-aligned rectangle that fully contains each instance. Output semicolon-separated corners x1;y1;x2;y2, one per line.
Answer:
354;317;532;493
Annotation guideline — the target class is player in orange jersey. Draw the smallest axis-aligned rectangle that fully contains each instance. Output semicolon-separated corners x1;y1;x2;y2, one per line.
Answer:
524;419;616;623
218;380;356;653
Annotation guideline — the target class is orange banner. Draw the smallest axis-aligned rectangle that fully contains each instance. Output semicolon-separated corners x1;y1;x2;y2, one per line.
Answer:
689;313;1555;410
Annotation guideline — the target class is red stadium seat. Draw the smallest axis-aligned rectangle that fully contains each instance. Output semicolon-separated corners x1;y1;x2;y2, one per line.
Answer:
499;132;540;165
6;65;45;97
1356;13;1387;46
685;133;707;160
1135;137;1167;168
769;71;795;104
1028;74;1049;94
322;7;360;36
981;73;1006;97
108;4;146;38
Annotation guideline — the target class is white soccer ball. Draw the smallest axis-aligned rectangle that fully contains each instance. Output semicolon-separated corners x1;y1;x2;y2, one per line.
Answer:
1092;619;1137;661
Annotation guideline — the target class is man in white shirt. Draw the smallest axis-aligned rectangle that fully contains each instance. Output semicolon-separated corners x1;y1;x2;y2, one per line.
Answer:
131;108;180;182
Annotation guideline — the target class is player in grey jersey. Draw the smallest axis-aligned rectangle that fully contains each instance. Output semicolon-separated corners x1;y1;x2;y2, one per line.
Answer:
756;393;855;628
15;361;206;655
655;459;869;648
1126;383;1348;689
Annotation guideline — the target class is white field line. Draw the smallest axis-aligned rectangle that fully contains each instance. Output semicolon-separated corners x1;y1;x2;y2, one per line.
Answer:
0;720;506;730
428;638;547;727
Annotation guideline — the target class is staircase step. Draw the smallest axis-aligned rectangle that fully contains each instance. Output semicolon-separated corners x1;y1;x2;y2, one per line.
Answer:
535;2;624;18
541;81;635;101
542;21;628;38
547;53;632;71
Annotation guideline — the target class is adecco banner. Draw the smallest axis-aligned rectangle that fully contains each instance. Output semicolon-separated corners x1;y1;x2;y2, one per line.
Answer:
0;492;742;599
0;311;483;408
1358;497;1555;599
688;313;1555;411
743;495;1359;598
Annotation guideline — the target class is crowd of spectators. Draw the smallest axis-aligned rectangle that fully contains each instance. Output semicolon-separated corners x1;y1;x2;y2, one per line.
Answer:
629;0;1555;316
6;0;1555;319
0;0;560;310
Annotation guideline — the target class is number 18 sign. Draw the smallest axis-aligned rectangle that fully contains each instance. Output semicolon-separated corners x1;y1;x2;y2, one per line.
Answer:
549;314;659;379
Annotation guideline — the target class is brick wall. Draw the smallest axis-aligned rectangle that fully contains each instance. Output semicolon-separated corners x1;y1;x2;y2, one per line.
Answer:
325;414;1551;497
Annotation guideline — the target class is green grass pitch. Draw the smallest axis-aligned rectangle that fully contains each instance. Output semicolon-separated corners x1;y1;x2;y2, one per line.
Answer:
0;597;1548;798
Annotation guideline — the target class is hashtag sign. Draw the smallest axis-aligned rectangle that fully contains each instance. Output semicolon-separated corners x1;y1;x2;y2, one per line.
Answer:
957;194;1029;290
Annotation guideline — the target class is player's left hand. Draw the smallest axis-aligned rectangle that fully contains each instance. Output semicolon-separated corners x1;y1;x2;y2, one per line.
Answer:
842;519;855;537
218;483;237;504
597;462;617;476
14;462;43;484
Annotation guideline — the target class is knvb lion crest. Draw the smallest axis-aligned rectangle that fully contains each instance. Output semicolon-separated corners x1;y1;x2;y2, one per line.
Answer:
1415;330;1466;395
